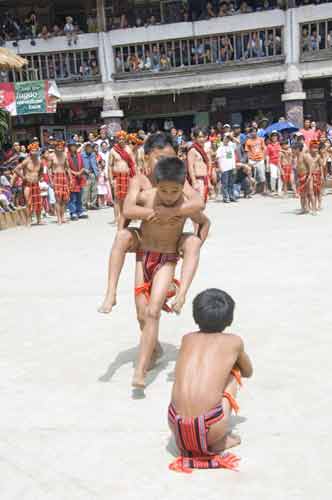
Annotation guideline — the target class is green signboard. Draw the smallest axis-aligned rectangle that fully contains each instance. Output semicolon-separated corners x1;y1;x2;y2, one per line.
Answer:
14;81;46;115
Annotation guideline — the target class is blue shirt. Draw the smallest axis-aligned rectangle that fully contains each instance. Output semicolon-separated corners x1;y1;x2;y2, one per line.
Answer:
82;151;99;177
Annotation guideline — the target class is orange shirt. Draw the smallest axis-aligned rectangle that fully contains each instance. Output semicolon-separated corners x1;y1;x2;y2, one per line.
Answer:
245;137;265;161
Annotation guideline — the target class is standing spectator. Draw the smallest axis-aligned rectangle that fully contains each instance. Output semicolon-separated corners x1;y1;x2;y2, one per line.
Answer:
151;45;161;71
64;16;78;46
87;13;97;33
24;9;38;38
97;159;108;207
310;28;321;51
216;133;237;203
67;140;87;220
300;116;319;147
82;142;99;210
245;126;266;193
266;131;282;196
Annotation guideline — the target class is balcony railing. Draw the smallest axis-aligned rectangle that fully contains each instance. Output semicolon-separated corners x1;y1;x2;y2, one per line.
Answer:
300;18;332;62
9;49;101;83
113;27;283;77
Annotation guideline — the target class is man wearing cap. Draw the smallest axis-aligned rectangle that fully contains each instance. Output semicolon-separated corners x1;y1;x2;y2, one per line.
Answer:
14;143;43;225
216;133;237;203
82;142;99;210
49;141;71;224
266;131;282;196
245;126;266;193
67;140;87;221
257;117;269;138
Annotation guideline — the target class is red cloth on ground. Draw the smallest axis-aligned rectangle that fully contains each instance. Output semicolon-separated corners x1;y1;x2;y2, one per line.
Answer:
135;250;179;313
281;164;292;184
24;181;42;214
114;172;130;200
113;144;136;177
53;172;70;202
67;152;86;192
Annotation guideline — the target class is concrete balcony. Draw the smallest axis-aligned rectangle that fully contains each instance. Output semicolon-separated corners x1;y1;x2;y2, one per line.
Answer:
4;33;100;55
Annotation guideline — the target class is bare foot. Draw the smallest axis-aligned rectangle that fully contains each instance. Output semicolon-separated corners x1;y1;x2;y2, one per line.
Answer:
148;342;164;371
132;370;146;389
171;293;186;315
98;294;117;314
211;433;241;453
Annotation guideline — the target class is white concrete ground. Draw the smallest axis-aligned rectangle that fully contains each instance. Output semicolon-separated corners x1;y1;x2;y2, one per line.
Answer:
1;194;332;500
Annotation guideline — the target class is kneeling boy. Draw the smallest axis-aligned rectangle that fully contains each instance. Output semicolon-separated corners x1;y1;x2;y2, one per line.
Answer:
168;288;253;472
133;157;210;388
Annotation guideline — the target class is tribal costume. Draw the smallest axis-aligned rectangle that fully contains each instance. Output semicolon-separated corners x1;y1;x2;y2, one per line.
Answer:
135;250;179;313
281;164;292;185
24;181;42;214
312;169;322;195
297;173;309;195
53;172;70;202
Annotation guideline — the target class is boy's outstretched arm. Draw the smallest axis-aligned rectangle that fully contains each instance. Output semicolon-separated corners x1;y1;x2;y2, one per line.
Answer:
122;176;155;220
236;338;253;378
190;211;211;244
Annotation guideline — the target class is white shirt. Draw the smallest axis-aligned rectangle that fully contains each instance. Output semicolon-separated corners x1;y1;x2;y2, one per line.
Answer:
216;142;236;172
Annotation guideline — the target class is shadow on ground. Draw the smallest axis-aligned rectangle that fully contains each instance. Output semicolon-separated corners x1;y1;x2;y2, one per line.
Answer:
99;342;179;398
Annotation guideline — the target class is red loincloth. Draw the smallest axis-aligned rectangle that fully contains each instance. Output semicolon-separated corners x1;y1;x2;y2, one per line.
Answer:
24;181;42;214
53;172;70;202
281;164;292;185
297;173;309;195
114;172;130;201
168;393;240;473
135;250;179;313
312;170;322;195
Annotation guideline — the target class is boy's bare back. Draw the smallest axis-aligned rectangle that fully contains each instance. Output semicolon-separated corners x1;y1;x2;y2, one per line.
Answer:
172;332;252;417
138;188;186;253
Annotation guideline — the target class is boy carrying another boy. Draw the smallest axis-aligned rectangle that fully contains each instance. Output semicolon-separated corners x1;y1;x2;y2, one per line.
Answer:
168;288;253;473
132;157;210;388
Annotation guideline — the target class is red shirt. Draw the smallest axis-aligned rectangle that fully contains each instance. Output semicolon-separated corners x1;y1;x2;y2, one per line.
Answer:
266;142;281;165
300;128;319;147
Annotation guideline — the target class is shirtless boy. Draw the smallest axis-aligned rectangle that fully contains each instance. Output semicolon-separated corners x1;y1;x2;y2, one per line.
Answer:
98;133;204;315
108;130;136;229
280;139;297;196
292;143;315;214
187;127;211;204
49;140;71;224
132;157;210;388
168;288;253;472
14;142;43;225
309;140;324;212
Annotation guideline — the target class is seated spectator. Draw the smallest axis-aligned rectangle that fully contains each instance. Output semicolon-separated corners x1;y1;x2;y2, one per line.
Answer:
238;1;253;13
218;2;230;17
149;15;157;26
38;25;50;40
246;32;264;58
52;24;62;36
220;35;234;62
79;61;90;78
151;45;160;71
159;53;171;71
135;16;143;27
206;1;216;18
228;2;236;14
64;16;78;46
90;59;100;77
205;47;213;64
143;50;152;70
127;53;140;72
302;27;310;52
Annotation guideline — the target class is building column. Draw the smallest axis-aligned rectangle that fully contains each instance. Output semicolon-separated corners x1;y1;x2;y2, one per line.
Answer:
281;65;306;128
101;95;124;136
96;0;106;32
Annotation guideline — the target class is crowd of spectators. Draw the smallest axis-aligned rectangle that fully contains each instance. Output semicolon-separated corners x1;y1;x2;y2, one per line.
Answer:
115;30;282;74
0;10;97;46
301;23;332;52
1;116;332;221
